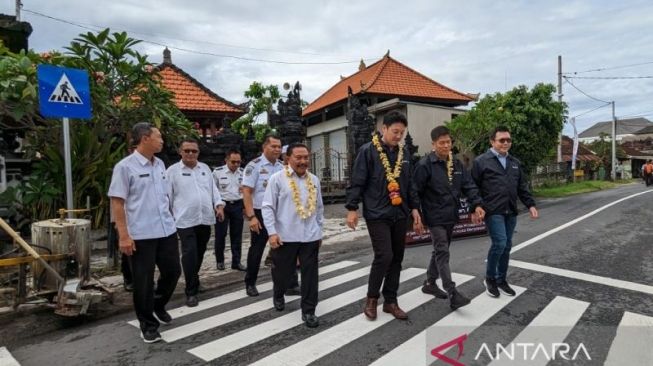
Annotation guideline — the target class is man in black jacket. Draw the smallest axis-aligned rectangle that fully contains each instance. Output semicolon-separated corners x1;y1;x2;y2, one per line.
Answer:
471;126;538;298
413;126;485;310
346;110;422;321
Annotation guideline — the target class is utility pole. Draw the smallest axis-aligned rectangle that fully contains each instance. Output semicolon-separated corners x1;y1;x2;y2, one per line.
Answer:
15;0;22;21
557;55;563;163
611;101;617;180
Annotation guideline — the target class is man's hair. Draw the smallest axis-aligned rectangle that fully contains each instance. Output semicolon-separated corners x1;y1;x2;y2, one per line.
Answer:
131;122;154;146
383;110;408;127
263;133;281;146
491;126;511;140
286;142;309;157
225;149;241;159
431;126;451;141
179;137;199;146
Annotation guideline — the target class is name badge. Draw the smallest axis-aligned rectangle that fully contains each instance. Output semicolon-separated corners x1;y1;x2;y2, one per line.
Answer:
182;173;191;176
139;174;150;178
260;168;268;175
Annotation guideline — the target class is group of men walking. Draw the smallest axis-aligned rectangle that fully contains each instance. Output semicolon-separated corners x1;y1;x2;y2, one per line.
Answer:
109;108;538;343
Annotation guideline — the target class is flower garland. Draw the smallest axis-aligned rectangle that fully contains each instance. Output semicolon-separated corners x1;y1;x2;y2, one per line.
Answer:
286;167;317;219
446;151;454;185
372;134;404;206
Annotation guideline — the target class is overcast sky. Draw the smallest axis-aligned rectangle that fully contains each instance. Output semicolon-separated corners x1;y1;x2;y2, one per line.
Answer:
3;0;653;135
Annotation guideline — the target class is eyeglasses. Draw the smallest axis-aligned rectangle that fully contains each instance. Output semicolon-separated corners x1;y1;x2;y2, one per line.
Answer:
496;138;512;144
182;149;199;154
229;160;241;164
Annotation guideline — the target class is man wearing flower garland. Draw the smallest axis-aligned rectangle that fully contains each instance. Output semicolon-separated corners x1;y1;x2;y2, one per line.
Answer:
346;110;422;321
412;126;485;310
262;143;324;328
471;126;538;298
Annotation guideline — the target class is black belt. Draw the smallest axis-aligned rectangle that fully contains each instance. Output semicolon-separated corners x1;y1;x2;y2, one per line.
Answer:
225;199;243;205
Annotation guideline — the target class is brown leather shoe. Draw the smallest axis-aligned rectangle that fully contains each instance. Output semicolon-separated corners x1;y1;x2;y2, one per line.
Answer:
382;303;408;320
363;297;378;320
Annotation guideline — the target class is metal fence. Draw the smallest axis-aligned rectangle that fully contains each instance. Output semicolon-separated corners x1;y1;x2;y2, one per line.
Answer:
311;148;348;199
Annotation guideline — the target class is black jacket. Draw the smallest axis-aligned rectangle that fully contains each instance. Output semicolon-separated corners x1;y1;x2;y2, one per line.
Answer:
471;149;536;216
412;153;483;227
345;141;419;221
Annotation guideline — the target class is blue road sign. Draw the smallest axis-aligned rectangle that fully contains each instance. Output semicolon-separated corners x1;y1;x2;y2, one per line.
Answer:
37;65;92;119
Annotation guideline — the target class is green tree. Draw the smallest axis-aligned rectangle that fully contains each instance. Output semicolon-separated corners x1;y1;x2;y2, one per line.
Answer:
448;83;567;175
231;81;280;142
587;132;626;179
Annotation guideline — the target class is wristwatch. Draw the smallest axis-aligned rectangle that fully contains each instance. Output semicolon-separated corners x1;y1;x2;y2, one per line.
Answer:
246;214;255;220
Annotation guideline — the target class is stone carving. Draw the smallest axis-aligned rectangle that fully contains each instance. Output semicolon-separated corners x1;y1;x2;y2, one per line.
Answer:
346;86;375;171
270;81;305;146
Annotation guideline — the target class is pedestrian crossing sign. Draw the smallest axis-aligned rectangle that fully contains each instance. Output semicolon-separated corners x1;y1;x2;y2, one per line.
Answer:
37;64;92;119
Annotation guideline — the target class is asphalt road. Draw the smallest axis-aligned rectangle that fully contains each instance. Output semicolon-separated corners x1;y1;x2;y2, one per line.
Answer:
3;183;652;366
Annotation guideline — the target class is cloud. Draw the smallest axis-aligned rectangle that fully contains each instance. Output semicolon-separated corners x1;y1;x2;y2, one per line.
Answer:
3;0;653;136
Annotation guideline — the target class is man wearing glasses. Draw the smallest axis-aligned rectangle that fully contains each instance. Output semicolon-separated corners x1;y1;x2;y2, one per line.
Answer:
471;126;538;298
167;137;225;307
213;149;247;272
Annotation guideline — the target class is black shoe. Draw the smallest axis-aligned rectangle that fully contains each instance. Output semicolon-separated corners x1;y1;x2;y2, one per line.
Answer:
140;329;162;344
186;295;199;307
285;286;301;296
449;289;471;310
421;280;448;299
302;313;319;328
484;278;500;298
497;281;516;296
273;296;285;311
123;282;134;292
246;285;259;297
153;309;172;325
217;262;225;271
231;263;247;271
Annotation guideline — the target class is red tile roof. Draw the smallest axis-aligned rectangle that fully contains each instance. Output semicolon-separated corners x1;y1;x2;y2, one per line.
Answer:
303;54;473;117
561;135;600;162
157;63;244;114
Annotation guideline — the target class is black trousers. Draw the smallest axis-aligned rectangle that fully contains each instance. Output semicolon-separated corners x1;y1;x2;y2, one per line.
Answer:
271;241;319;315
131;234;181;332
109;223;132;284
215;200;244;266
366;219;408;304
426;225;456;292
178;225;211;296
245;209;268;286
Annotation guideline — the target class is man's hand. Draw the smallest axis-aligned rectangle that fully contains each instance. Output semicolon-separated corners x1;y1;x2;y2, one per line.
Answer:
216;205;225;222
472;206;486;224
346;210;358;230
119;235;136;256
249;216;262;234
529;206;539;219
411;209;423;235
269;234;282;249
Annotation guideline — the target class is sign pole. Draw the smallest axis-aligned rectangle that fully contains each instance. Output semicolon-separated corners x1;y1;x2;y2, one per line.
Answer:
62;117;74;218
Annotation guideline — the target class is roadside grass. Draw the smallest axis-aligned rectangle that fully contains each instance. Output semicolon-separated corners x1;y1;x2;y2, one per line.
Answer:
533;179;636;198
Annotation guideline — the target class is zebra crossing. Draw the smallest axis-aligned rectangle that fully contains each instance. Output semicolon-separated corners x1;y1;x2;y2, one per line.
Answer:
123;260;653;365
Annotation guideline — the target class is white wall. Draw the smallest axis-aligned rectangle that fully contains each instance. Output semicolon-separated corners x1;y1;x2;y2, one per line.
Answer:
307;115;347;137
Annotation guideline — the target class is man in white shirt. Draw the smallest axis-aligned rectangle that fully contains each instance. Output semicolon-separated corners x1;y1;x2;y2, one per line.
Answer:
262;143;324;328
241;134;284;296
109;122;180;343
213;149;246;271
167;138;224;307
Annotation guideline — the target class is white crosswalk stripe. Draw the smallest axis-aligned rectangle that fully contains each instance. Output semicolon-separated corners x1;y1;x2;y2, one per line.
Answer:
127;260;359;327
119;260;653;365
0;347;21;366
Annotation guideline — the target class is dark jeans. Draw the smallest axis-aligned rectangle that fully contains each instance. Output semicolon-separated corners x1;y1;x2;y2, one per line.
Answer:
245;209;268;286
366;219;408;304
215;200;244;267
109;223;132;284
426;225;456;292
485;214;517;283
178;225;211;296
131;234;181;332
271;241;319;314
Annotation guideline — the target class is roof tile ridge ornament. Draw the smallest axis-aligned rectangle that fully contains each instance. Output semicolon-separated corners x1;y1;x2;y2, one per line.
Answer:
366;52;392;91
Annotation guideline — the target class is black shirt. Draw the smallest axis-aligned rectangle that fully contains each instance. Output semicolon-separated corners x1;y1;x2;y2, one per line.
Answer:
412;152;483;226
345;141;419;221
